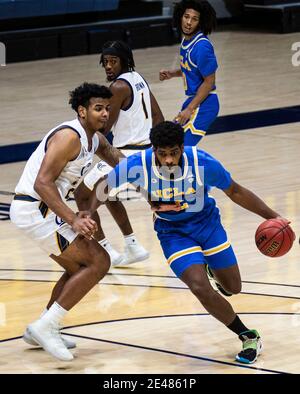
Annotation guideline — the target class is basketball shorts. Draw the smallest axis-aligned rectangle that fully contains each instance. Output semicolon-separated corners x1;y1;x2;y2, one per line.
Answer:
182;93;219;146
10;198;77;256
155;216;237;278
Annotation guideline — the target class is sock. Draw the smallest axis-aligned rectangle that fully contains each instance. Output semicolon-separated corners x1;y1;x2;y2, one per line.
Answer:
227;315;255;338
99;238;114;252
40;308;48;318
124;233;137;245
41;302;67;326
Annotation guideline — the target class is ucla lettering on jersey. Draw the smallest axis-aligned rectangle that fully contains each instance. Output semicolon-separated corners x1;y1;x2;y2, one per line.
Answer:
180;31;218;97
144;147;205;221
107;146;232;224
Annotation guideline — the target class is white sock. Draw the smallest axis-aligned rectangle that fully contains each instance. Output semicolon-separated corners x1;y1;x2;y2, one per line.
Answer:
40;308;48;319
41;302;67;326
124;233;137;245
99;238;114;253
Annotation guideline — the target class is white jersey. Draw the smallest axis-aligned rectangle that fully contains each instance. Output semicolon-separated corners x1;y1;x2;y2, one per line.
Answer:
111;71;152;148
15;118;99;200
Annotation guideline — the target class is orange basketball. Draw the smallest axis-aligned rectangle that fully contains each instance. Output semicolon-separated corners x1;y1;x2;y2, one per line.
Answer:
255;218;295;257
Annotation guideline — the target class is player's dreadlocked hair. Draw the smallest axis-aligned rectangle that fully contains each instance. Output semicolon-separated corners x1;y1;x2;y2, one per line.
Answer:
100;40;135;72
173;0;217;36
150;121;184;149
69;82;112;113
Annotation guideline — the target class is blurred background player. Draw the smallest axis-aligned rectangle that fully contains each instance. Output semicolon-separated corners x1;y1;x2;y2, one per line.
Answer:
92;121;294;364
76;40;164;267
10;83;125;361
159;0;219;146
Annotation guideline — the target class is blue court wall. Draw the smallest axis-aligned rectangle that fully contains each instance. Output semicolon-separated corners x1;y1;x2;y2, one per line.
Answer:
0;0;120;20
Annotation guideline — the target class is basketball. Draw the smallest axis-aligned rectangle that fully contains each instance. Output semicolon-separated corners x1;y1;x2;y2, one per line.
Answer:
255;218;295;257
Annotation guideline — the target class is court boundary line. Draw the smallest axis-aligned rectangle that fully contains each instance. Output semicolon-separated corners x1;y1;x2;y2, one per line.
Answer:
61;332;287;374
1;277;300;300
1;312;296;374
1;268;300;289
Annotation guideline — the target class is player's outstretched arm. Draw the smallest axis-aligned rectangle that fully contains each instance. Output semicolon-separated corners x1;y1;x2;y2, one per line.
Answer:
96;132;125;167
223;179;281;220
34;129;97;239
159;69;182;81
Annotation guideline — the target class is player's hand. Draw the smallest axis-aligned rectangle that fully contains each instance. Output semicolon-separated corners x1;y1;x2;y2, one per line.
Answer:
71;212;98;240
174;107;194;125
275;217;296;240
159;69;173;81
151;203;182;212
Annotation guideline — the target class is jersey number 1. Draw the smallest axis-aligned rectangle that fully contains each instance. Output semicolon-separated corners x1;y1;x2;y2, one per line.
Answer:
141;93;149;119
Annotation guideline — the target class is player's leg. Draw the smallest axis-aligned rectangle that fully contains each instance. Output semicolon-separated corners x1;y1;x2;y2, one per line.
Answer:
74;180;125;266
159;231;238;324
79;162;149;267
26;235;110;361
23;271;77;349
183;94;219;146
201;222;262;363
201;221;241;295
158;229;262;364
105;199;149;265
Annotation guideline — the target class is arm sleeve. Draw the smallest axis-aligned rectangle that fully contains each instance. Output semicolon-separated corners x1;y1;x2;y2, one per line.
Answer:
200;151;232;190
191;40;218;77
107;153;145;191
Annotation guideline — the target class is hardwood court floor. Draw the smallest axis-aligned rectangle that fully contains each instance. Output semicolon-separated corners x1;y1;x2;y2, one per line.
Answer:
0;28;300;373
1;124;300;374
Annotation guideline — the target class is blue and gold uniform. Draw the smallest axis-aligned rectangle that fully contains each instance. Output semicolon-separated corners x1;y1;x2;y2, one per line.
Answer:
180;31;219;146
107;147;237;278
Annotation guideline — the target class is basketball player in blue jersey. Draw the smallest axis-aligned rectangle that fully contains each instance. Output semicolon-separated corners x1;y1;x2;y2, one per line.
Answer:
90;121;293;364
159;0;219;145
76;41;164;267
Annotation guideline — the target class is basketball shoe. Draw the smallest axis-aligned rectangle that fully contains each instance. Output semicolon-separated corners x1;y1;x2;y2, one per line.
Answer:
99;239;126;266
112;242;149;267
23;326;76;349
236;329;263;364
204;263;233;297
26;319;74;361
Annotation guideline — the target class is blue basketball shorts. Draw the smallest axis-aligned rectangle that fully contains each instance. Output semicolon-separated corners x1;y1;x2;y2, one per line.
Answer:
156;218;237;278
182;93;219;146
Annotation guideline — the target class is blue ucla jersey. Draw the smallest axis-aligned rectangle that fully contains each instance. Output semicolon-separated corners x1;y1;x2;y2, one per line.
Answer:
180;31;218;96
107;147;232;223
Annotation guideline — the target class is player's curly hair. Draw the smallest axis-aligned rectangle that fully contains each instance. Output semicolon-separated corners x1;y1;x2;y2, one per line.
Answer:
100;40;135;72
69;82;112;113
173;0;217;36
150;121;184;148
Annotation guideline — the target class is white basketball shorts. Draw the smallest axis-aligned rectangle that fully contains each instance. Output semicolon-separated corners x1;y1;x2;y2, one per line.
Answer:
10;199;77;256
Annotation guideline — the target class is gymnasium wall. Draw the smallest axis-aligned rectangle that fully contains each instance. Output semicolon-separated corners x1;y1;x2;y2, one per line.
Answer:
0;0;119;20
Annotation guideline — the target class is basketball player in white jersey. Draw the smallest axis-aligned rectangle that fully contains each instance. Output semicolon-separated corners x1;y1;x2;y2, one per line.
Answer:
75;40;164;267
10;83;126;362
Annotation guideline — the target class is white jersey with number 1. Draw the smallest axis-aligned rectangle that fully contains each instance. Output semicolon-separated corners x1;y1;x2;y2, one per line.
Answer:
111;71;152;148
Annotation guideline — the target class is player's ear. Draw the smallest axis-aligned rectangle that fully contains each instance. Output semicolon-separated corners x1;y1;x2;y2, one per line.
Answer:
180;144;184;153
78;105;87;119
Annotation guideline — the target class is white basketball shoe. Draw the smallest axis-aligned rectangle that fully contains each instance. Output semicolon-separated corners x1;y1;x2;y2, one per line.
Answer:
26;320;74;361
112;242;150;267
23;327;76;349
